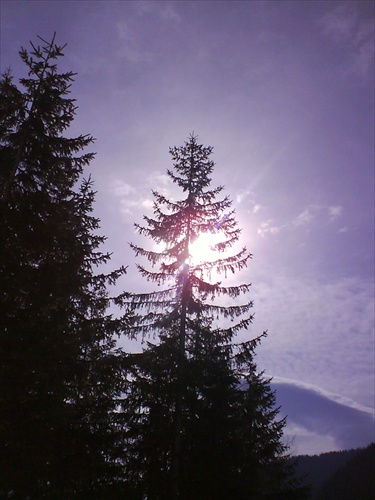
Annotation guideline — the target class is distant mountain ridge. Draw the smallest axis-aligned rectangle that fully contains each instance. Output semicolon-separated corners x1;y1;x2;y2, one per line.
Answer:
292;443;375;499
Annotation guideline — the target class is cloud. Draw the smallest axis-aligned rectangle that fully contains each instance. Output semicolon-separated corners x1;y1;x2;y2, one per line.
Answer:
235;190;262;215
272;376;374;415
116;20;154;63
328;205;343;220
133;1;181;22
257;219;281;237
249;273;375;409
271;378;375;455
111;178;150;217
238;375;374;455
320;2;375;78
117;195;154;217
292;207;314;227
148;172;171;189
283;422;338;456
257;204;344;237
110;172;176;217
292;205;343;227
110;179;140;216
141;198;153;210
235;189;251;204
118;199;140;216
113;179;136;197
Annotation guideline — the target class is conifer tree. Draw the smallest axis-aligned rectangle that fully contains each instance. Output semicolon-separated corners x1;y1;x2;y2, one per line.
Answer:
0;35;127;498
121;135;307;498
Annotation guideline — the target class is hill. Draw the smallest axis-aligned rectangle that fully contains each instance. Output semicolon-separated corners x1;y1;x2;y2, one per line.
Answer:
292;443;374;499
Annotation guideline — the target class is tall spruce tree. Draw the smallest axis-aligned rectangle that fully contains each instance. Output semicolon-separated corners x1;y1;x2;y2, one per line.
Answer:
0;35;127;498
121;135;307;498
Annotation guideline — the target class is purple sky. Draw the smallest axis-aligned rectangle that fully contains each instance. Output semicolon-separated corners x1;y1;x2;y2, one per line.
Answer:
1;0;374;455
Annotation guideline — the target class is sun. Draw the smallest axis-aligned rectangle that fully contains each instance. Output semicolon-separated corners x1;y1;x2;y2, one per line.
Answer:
188;231;222;265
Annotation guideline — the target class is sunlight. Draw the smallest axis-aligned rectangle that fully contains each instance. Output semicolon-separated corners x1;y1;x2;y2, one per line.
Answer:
188;231;222;265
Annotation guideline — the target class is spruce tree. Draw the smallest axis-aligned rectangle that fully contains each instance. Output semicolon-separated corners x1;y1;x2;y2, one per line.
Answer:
121;135;307;498
0;35;127;498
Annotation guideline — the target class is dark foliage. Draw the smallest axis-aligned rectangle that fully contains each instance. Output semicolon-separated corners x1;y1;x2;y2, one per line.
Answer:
1;34;311;499
292;444;375;499
316;443;374;500
120;135;308;498
0;34;127;498
293;448;359;497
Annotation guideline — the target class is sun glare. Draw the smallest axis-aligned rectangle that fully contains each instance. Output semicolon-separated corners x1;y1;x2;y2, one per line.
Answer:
188;232;222;265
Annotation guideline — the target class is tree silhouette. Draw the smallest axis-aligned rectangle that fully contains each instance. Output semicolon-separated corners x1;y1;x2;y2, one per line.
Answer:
0;34;127;497
120;135;307;498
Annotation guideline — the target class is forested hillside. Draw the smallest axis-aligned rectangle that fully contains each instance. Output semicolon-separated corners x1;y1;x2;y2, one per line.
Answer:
294;443;375;499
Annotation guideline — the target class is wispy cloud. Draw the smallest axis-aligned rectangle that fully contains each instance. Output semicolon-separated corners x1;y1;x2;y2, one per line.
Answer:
147;172;172;196
133;1;181;22
257;219;281;237
257;204;343;237
110;179;140;216
292;207;314;227
113;179;136;197
116;21;154;63
272;376;374;415
111;178;142;216
328;205;343;220
272;377;375;455
111;172;175;217
248;273;375;409
235;189;251;204
235;190;262;215
292;205;343;226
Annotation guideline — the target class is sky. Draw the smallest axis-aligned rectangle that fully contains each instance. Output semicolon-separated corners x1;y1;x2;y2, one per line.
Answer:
1;0;374;455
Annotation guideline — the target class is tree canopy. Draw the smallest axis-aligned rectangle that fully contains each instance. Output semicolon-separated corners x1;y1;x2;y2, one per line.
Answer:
0;34;127;498
119;135;307;498
0;35;307;499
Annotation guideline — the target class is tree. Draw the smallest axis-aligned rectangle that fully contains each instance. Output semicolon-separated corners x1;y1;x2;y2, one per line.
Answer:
316;444;375;500
121;135;307;498
0;34;127;498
